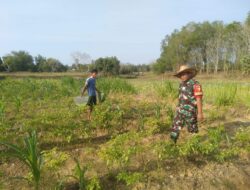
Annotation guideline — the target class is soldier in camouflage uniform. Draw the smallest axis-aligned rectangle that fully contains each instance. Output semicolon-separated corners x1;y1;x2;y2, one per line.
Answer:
170;65;204;143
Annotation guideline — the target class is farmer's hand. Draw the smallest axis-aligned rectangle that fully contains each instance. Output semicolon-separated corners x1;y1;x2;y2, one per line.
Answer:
197;113;204;121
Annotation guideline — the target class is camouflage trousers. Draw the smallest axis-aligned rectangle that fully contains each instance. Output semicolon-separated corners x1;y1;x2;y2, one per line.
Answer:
171;108;198;142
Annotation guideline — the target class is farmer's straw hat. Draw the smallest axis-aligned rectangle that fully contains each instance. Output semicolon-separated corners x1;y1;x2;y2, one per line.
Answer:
174;65;197;78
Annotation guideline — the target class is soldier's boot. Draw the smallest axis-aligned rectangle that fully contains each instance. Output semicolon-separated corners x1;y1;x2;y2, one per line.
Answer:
170;131;179;144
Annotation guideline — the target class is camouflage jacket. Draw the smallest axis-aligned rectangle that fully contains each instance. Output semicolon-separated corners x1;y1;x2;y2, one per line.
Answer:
178;79;203;115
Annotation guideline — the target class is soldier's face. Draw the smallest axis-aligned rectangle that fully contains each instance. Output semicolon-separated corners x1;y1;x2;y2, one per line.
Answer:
180;72;191;81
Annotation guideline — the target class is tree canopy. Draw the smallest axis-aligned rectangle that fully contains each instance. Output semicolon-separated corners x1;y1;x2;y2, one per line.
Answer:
92;56;120;75
153;13;250;75
0;51;67;72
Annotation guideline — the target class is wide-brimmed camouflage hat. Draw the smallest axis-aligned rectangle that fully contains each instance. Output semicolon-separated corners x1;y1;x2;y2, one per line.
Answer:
174;65;197;78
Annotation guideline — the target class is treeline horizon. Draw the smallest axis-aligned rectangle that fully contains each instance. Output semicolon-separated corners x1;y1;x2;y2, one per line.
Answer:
153;12;250;75
1;12;250;75
0;51;150;75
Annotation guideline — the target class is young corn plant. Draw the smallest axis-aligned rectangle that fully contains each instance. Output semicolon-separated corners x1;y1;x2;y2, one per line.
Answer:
14;96;22;113
137;109;145;131
0;99;5;122
68;159;101;190
69;158;88;190
154;104;161;120
0;131;43;190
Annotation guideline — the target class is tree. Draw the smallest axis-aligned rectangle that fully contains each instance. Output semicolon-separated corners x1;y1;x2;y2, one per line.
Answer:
240;55;250;75
245;11;250;27
119;64;136;75
34;55;47;72
2;51;35;72
0;57;5;71
94;56;120;75
155;14;250;75
205;21;224;74
46;58;67;72
34;56;67;72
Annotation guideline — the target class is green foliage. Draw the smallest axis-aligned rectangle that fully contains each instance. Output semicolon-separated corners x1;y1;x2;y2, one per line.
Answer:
137;109;145;131
119;64;138;75
2;51;35;72
0;98;5;122
246;11;250;26
42;148;69;171
99;132;143;168
116;171;143;186
34;55;67;72
155;15;250;74
92;102;124;133
154;104;161;120
154;81;178;99
240;55;250;75
234;128;250;148
152;60;167;73
45;58;67;72
180;135;202;157
153;141;179;161
72;158;88;190
165;105;175;122
214;84;237;106
97;77;136;94
0;51;68;72
214;147;239;162
0;57;5;71
69;159;101;190
94;56;120;75
87;177;102;190
153;125;242;162
207;126;225;143
14;96;22;113
0;131;43;190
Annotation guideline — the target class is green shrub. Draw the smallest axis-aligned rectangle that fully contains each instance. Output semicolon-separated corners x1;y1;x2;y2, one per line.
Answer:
99;132;143;168
42;148;69;171
92;102;124;133
116;171;143;186
153;141;179;161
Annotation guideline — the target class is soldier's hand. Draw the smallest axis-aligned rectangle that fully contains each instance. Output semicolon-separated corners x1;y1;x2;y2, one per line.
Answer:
197;113;204;121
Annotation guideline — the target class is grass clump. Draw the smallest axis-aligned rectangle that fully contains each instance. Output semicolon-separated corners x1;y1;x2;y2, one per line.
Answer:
154;80;178;99
97;78;136;94
214;83;237;106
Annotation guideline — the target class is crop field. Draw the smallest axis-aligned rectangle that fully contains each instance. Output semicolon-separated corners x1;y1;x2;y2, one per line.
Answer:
0;73;250;190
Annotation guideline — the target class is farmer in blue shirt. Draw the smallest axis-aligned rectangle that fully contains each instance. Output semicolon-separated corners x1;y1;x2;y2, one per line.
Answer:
81;69;100;120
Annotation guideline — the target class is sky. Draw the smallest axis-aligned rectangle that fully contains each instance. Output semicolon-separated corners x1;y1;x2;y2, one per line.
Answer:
0;0;249;65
